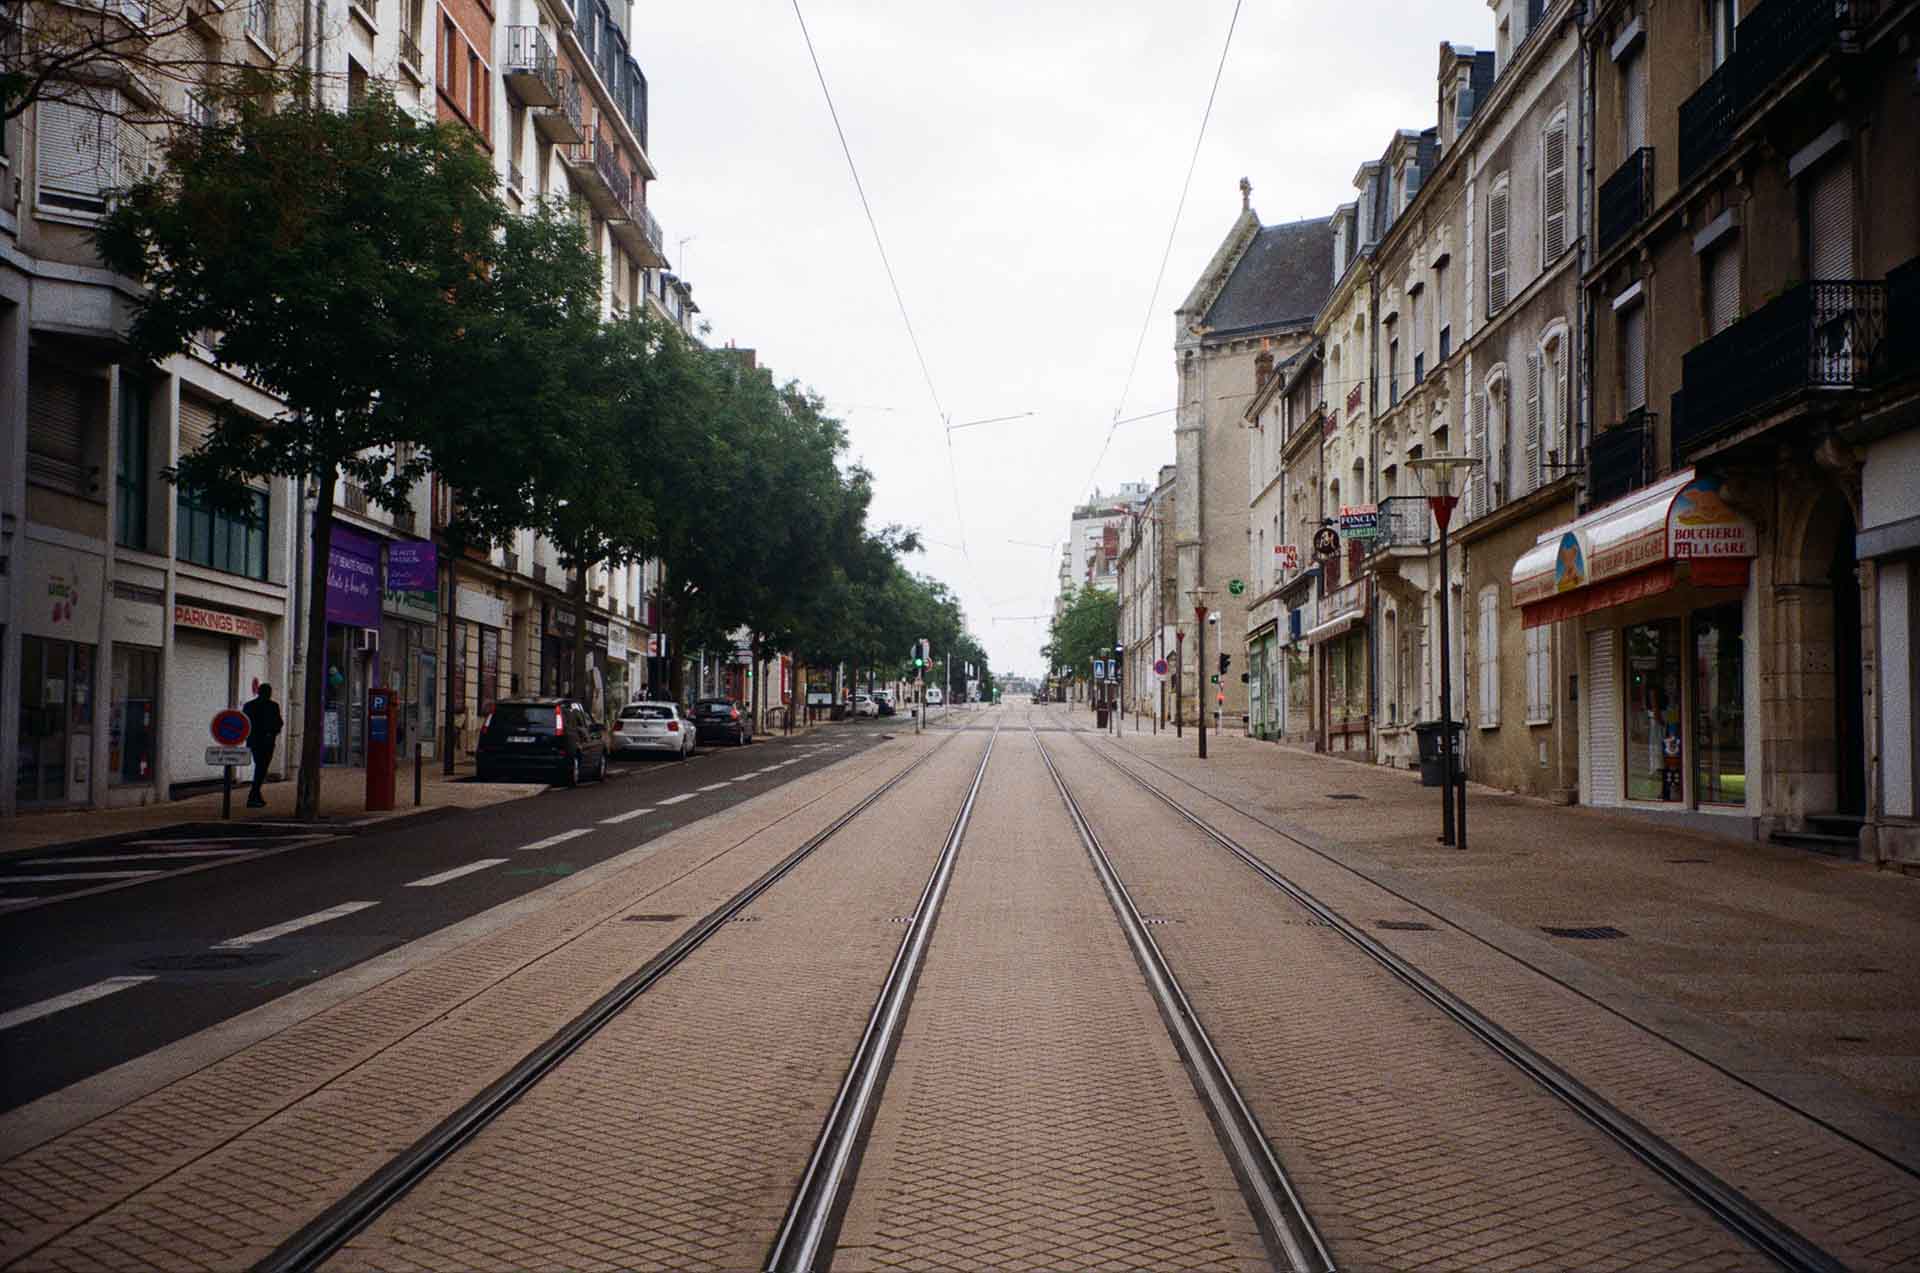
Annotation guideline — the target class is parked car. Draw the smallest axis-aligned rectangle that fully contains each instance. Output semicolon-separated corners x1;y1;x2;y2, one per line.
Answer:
872;689;896;717
612;701;695;760
926;688;944;706
693;698;754;746
851;693;880;718
475;697;609;786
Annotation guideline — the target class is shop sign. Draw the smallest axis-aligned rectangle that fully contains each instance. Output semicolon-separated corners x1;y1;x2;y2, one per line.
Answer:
383;587;437;623
175;602;267;641
22;539;104;641
326;523;382;628
1312;526;1341;558
1274;543;1300;574
386;541;437;590
109;595;166;646
646;633;669;658
455;586;506;629
1338;504;1379;541
607;624;628;660
1667;476;1755;559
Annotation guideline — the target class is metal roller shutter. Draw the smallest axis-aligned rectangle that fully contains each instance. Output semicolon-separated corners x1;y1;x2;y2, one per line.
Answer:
1707;245;1739;334
1808;158;1853;281
1586;629;1621;805
179;393;218;456
27;362;102;492
1622;304;1647;411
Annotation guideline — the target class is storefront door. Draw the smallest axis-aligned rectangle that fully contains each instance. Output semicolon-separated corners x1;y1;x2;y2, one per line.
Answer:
17;637;94;807
1691;604;1746;806
1626;619;1684;802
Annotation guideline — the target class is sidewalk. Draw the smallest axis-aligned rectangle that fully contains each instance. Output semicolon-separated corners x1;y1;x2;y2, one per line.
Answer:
1055;702;1920;1142
0;760;546;859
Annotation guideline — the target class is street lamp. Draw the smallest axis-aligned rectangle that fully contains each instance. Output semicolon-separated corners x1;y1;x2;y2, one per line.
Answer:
1114;642;1125;732
1408;454;1480;849
1187;587;1213;760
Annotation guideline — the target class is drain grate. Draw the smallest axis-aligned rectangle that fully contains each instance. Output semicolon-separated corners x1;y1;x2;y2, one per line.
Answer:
1541;925;1627;940
731;915;761;924
134;950;281;972
1283;918;1334;928
1139;916;1178;926
623;914;682;923
1326;793;1365;801
1377;920;1436;932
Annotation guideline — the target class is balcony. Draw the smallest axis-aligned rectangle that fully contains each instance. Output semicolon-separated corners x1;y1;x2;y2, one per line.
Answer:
503;27;561;107
564;131;638;224
1873;256;1920;386
1596;147;1653;259
1588;409;1655;505
1376;496;1431;549
1676;280;1887;459
1676;0;1854;186
398;24;422;73
532;73;584;145
612;199;667;267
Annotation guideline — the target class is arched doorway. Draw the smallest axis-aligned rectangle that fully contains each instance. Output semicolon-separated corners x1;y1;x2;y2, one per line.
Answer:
1777;486;1866;828
1831;523;1866;815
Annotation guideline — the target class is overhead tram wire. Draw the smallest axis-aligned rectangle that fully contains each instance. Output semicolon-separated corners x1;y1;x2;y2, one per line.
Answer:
789;0;975;566
1080;0;1245;501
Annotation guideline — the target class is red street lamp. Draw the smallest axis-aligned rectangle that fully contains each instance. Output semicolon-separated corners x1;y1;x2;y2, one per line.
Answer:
1408;454;1479;848
1188;588;1213;760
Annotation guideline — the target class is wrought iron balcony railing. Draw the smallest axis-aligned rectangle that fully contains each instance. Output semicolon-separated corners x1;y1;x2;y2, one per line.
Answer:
1588;409;1655;506
504;27;561;107
532;72;584;145
1677;0;1852;186
1677;279;1887;458
1373;496;1430;551
1596;147;1653;258
398;25;422;71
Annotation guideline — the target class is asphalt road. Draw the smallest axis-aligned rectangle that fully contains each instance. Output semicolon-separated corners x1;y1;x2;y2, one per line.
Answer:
0;721;894;1113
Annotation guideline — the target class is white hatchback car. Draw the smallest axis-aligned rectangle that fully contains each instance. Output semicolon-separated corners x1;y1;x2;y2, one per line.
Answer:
613;701;695;760
851;693;880;717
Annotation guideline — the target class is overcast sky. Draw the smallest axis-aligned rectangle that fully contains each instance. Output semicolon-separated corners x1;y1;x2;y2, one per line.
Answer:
639;2;1496;678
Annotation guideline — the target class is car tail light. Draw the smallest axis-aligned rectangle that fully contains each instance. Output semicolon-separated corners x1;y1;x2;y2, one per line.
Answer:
482;711;493;734
553;706;566;736
667;720;679;732
730;706;740;720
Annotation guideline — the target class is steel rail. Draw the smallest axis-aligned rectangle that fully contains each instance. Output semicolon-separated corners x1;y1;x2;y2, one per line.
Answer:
1068;722;1848;1273
1029;722;1335;1272
256;729;968;1273
765;718;1000;1271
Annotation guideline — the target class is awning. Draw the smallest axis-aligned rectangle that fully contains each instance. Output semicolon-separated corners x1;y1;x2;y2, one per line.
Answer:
1304;609;1364;644
1511;468;1755;628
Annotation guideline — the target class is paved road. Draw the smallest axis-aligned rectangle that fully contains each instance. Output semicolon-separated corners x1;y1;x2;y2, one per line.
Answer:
0;723;891;1112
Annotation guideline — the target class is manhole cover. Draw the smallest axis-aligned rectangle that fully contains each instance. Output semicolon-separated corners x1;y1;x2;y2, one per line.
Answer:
1377;920;1435;932
623;914;682;923
134;950;282;972
1541;925;1627;940
1326;794;1365;801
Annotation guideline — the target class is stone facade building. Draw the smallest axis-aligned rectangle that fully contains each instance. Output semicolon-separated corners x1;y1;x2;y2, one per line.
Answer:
1117;467;1177;721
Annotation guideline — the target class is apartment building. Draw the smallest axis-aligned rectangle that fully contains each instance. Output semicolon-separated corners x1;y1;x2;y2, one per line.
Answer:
1116;466;1176;721
1556;0;1919;858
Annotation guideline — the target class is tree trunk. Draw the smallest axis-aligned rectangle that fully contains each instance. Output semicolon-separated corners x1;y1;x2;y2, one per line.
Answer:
663;591;687;703
442;554;457;775
296;464;337;819
569;564;590;710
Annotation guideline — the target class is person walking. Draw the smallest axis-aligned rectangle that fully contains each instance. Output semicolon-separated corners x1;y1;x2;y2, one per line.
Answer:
242;683;284;809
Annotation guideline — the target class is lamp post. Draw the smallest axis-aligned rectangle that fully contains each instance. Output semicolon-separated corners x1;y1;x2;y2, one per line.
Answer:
1408;454;1479;849
1188;587;1213;760
1113;643;1125;733
1174;629;1184;738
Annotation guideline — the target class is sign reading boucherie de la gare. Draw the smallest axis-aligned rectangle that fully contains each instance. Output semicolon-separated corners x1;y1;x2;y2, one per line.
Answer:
175;603;266;641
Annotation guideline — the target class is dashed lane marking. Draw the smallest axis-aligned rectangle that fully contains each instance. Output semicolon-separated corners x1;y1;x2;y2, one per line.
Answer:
657;793;696;806
405;859;509;888
0;976;158;1033
697;783;729;792
600;808;655;824
516;829;593;852
213;901;379;949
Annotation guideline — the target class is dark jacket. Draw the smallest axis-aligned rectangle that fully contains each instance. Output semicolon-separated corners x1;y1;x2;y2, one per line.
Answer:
243;696;284;748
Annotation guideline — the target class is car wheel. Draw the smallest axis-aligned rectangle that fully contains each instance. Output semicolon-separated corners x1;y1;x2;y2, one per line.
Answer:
596;751;608;782
566;754;580;788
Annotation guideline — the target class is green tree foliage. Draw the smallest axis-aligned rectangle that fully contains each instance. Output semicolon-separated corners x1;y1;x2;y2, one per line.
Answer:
1043;585;1119;685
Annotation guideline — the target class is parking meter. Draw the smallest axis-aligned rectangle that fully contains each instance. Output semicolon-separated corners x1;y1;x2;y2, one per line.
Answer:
367;687;397;811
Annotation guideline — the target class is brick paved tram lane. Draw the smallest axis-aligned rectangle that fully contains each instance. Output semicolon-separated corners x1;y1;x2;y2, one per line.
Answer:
829;724;1272;1273
1041;727;1762;1273
323;730;998;1273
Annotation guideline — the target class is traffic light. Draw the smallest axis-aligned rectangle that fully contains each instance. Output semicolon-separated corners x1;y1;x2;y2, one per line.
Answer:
1218;652;1231;676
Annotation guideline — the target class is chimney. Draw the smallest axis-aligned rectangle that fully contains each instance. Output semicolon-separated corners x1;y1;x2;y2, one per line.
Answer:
1254;336;1274;390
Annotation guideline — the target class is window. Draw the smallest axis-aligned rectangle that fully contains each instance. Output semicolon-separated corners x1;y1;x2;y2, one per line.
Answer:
1621;48;1646;154
247;0;271;41
1806;157;1853;280
1477;587;1501;727
1435;259;1451;360
1525;624;1553;723
28;358;103;495
442;17;458;91
1410;284;1427;381
347;58;369;107
1542;331;1569;468
1704;242;1739;334
1710;0;1736;69
116;372;149;550
177;486;270;579
468;51;483;129
1388;336;1400;405
1542;113;1569;262
36;91;142;216
1620;300;1647;411
1487;176;1511;314
1467;388;1489;517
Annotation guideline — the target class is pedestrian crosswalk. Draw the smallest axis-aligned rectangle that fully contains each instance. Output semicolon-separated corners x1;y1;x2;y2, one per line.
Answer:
0;826;335;912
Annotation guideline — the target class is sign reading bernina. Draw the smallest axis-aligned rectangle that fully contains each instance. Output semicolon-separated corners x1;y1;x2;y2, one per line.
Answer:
175;603;267;641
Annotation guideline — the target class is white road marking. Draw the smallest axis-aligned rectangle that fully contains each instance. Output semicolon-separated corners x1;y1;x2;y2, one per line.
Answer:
731;774;758;783
777;760;799;767
697;783;728;792
657;793;696;806
754;767;781;774
22;850;257;865
0;871;165;884
405;859;508;888
0;977;158;1033
214;901;379;949
516;829;592;852
600;808;654;824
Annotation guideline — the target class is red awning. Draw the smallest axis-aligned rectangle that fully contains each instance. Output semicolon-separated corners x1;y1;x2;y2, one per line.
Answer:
1521;563;1675;628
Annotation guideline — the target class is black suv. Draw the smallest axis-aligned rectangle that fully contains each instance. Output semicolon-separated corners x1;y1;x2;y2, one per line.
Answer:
693;698;753;746
475;697;609;786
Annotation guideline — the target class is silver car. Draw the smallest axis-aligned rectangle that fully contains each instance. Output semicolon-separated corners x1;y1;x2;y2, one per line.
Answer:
613;702;695;760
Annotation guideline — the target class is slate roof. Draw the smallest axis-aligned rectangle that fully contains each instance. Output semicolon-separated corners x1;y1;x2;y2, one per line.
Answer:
1202;216;1335;338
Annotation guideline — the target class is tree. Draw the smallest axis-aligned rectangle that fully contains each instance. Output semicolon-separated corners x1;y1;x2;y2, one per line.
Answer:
97;89;560;817
1044;585;1120;687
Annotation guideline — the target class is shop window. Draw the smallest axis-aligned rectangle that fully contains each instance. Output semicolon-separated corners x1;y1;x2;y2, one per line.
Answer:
17;637;94;806
176;486;269;579
1692;604;1745;805
110;646;159;784
1626;618;1683;801
1477;587;1501;727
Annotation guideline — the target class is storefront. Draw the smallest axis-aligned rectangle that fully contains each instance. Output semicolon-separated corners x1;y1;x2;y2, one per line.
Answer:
1247;598;1279;740
1307;578;1369;755
107;584;165;798
451;584;508;759
606;622;632;716
15;537;104;808
170;600;270;790
322;523;383;766
541;602;608;707
1513;470;1756;813
380;539;438;753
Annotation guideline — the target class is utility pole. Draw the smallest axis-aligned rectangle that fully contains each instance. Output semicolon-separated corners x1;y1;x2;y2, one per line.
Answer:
1188;588;1213;760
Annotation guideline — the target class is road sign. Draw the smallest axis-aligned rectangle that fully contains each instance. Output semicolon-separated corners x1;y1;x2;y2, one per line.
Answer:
1210;674;1220;685
1152;658;1168;677
210;709;251;746
1092;658;1107;680
206;746;252;766
1227;578;1245;596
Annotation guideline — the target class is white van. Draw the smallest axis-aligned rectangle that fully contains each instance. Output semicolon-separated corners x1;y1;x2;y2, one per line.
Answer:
926;688;944;706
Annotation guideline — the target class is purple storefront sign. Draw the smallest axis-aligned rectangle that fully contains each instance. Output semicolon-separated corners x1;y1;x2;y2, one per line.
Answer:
387;540;437;592
326;522;382;628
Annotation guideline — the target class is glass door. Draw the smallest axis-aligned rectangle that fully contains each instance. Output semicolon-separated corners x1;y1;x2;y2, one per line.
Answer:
1691;605;1746;806
1625;619;1683;801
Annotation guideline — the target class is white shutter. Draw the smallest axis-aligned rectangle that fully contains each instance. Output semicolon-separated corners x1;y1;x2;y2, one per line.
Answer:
1487;183;1510;313
1468;390;1489;517
1586;629;1621;804
1478;589;1500;727
1706;245;1739;334
1622;52;1646;153
1543;120;1568;263
1525;351;1543;495
36;97;115;209
1621;304;1647;411
1555;343;1571;463
1808;158;1854;280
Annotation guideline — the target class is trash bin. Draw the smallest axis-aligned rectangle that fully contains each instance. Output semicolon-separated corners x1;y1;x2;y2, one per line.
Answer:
1095;707;1110;729
1414;720;1464;787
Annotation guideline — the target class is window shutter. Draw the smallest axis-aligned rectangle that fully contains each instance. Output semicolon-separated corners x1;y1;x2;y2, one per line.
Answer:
1808;158;1853;280
179;393;219;456
1555;344;1571;463
1706;245;1739;334
1543;120;1568;263
1468;390;1489;517
1487;184;1510;313
36;98;115;209
1525;351;1543;494
1478;590;1500;726
1621;305;1647;411
1622;52;1646;152
27;364;103;492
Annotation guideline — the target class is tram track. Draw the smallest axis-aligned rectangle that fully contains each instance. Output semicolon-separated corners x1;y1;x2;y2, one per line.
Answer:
1057;710;1848;1273
256;726;977;1273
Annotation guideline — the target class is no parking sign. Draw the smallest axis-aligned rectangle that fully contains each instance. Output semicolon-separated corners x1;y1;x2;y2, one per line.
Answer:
210;709;251;747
